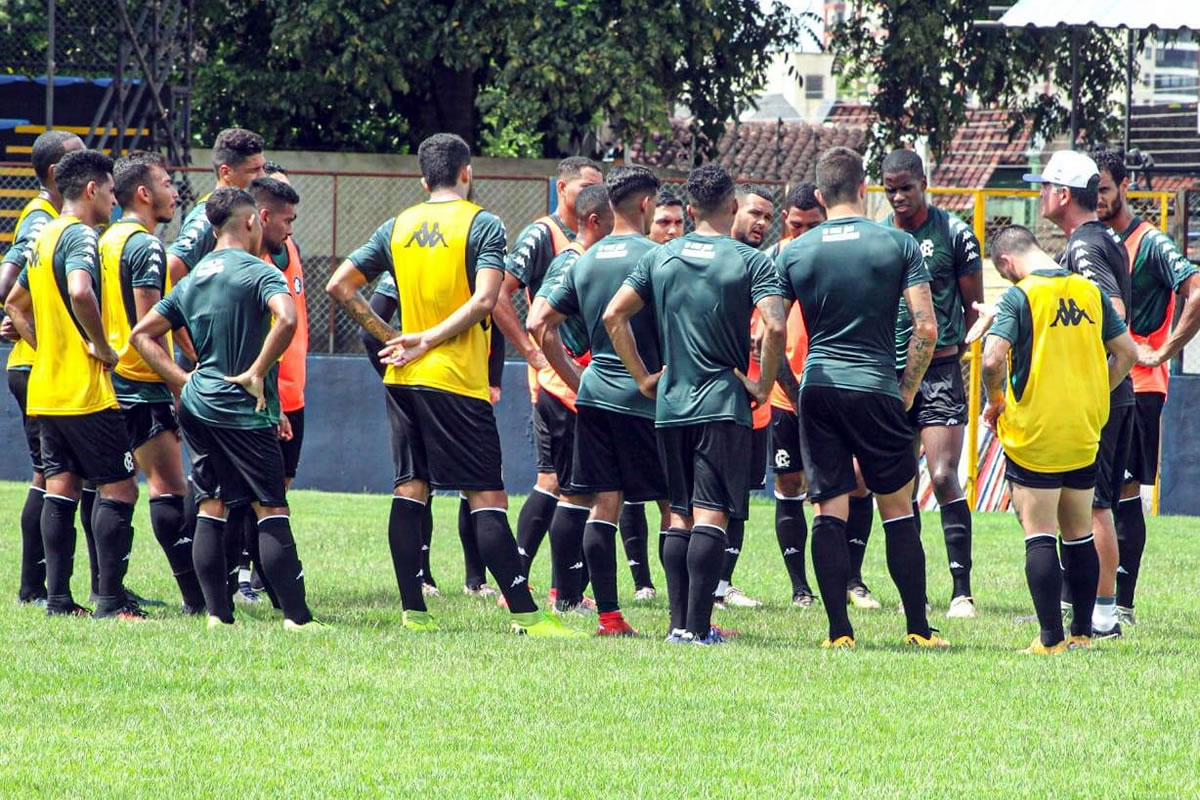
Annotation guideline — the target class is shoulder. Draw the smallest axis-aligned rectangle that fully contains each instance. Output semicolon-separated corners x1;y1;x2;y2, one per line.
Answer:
471;209;507;239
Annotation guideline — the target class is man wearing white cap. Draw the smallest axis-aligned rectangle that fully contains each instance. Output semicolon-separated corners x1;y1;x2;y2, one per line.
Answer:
1025;150;1133;639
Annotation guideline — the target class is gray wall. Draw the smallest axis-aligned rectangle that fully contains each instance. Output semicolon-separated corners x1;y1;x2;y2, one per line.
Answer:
1159;374;1199;516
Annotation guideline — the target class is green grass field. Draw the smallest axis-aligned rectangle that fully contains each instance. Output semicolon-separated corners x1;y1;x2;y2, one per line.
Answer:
1;479;1198;798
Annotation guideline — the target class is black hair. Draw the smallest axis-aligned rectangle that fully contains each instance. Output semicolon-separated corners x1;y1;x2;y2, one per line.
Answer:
988;224;1040;262
786;181;821;211
205;186;256;229
881;149;925;179
655;186;683;209
557;156;602;180
263;160;288;176
736;183;776;205
113;150;167;208
684;164;735;214
31;130;81;186
211;128;264;173
815;146;865;207
418;133;472;190
1092;149;1127;185
606;165;660;209
1065;175;1100;212
575;184;611;222
54;150;114;201
249;176;300;208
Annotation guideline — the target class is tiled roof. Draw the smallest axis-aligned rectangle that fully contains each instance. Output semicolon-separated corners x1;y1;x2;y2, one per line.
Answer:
1141;174;1199;192
825;101;874;129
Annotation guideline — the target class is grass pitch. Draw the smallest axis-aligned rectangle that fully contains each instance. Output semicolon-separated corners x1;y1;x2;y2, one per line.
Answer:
0;480;1198;798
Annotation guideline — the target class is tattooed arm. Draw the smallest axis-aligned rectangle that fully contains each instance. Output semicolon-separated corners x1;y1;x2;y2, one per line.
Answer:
898;282;937;410
325;259;401;344
980;333;1011;431
742;295;786;407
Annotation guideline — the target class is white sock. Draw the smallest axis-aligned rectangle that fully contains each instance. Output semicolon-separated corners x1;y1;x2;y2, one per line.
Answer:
238;568;252;584
714;579;730;598
1093;597;1117;627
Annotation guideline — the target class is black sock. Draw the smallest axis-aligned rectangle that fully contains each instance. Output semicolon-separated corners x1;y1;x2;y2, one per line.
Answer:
421;499;436;588
149;495;204;608
18;487;46;601
41;494;78;610
193;513;232;623
940;497;973;599
239;506;255;573
1025;535;1064;647
846;495;873;589
257;514;312;624
582;519;619;613
224;506;251;599
775;496;810;595
883;515;930;637
388;497;428;612
811;515;854;641
1115;497;1146;608
80;487;99;596
458;495;486;589
720;517;745;585
549;503;589;606
686;524;727;636
243;510;281;610
912;499;922;536
1061;535;1099;637
473;508;537;613
92;498;135;613
662;527;691;632
515;488;557;576
619;503;654;590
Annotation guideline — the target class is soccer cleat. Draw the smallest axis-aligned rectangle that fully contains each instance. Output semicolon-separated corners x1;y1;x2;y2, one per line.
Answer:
18;596;48;609
1020;637;1067;655
632;586;657;602
848;585;882;610
47;602;92;618
723;586;763;608
690;628;726;646
1060;600;1073;626
596;610;638;637
821;635;856;650
946;596;977;619
401;610;440;632
234;582;261;605
664;629;690;644
1066;634;1092;650
710;624;740;639
905;631;951;648
463;583;498;599
792;588;816;608
283;618;330;633
207;615;233;630
124;587;166;608
712;597;727;611
1092;621;1122;640
512;612;586;638
421;582;441;598
1116;606;1137;627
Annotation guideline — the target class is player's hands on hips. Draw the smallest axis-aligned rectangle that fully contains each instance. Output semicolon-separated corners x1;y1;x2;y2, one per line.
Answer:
489;386;502;405
87;341;119;370
224;371;266;411
0;317;19;342
638;368;664;400
982;396;1004;432
278;413;293;441
381;332;431;367
964;302;997;345
733;368;768;409
1136;342;1165;367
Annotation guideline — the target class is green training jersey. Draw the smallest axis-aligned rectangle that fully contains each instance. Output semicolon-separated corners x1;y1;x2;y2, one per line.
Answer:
535;248;591;359
154;247;288;429
891;204;981;368
166;200;215;271
1;199;52;273
504;214;574;297
778;216;931;398
111;230;173;404
543;234;660;419
1121;217;1198;337
625;232;782;428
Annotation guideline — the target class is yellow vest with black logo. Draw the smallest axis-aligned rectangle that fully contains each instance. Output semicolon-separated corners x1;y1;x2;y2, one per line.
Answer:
26;216;118;415
99;219;173;384
386;199;489;401
998;272;1110;473
7;196;58;369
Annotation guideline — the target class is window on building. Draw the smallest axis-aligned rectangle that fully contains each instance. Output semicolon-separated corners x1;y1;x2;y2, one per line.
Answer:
805;75;825;99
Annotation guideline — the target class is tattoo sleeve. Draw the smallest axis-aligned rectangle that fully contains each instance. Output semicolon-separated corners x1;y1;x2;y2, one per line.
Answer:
339;289;400;344
981;335;1009;397
756;295;787;399
898;284;936;399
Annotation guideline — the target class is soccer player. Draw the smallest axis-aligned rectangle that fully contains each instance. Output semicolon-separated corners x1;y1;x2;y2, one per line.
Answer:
492;157;602;582
604;164;787;645
883;150;983;619
98;151;205;613
1095;150;1200;627
166;128;266;283
530;171;669;635
768;182;823;607
649;186;684;245
1026;150;1132;639
0;129;83;605
777;146;947;649
980;225;1136;653
326;132;573;636
130;187;318;630
4;149;142;620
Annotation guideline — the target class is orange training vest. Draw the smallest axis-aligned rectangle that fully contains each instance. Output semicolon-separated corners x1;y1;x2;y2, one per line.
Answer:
274;238;307;412
1124;220;1172;396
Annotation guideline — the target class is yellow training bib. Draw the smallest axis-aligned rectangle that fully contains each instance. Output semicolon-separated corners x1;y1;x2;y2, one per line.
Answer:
6;195;57;370
99;219;173;384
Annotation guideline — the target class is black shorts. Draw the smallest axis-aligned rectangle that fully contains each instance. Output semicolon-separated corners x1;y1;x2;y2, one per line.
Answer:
280;407;305;478
1005;459;1097;491
386;385;504;491
770;407;803;475
1093;403;1134;510
179;404;287;508
119;399;179;451
657;421;752;520
750;424;769;490
571;404;667;502
39;409;135;485
904;355;967;429
531;388;555;474
7;368;42;473
1126;392;1164;486
798;385;916;502
532;390;577;490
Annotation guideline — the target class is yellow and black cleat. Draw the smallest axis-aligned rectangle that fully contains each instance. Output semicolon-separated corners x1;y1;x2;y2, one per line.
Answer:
1021;637;1067;655
821;635;856;650
1066;634;1092;650
905;632;951;649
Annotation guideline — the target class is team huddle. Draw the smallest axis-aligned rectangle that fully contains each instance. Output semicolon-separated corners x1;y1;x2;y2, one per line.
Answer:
2;127;1194;650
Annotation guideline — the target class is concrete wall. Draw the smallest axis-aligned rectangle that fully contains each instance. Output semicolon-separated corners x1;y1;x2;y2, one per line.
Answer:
1159;374;1200;516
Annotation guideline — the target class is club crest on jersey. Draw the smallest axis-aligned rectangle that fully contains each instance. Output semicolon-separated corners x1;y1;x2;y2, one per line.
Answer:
1050;298;1094;327
293;275;303;295
405;221;449;249
920;239;935;258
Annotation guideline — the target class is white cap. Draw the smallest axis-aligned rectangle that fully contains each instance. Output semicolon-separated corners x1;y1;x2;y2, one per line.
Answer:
1023;150;1099;189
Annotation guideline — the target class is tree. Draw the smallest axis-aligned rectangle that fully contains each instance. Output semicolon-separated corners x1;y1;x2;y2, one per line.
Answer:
831;0;1141;170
